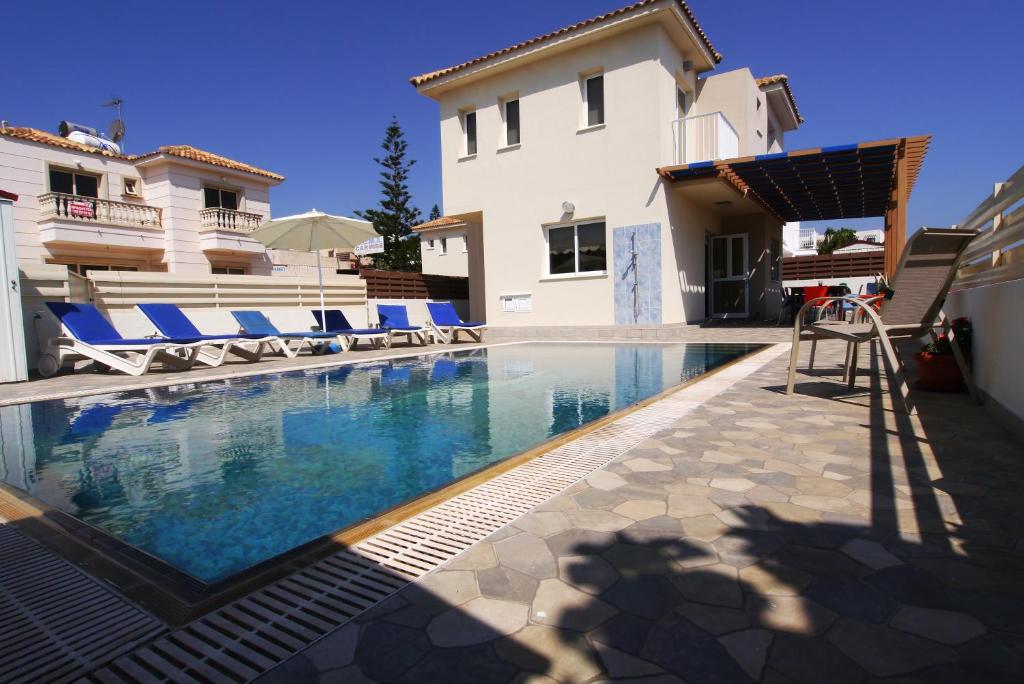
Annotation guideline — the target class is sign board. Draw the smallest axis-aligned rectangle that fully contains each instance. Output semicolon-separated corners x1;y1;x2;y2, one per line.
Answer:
69;200;94;219
354;235;385;256
272;265;288;273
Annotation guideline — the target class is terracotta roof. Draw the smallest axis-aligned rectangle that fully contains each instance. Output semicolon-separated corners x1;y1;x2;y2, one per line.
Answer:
410;0;721;87
134;145;284;181
755;74;804;124
412;215;467;232
0;126;284;181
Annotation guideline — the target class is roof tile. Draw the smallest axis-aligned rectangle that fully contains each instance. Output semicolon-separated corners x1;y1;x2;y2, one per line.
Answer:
755;74;804;124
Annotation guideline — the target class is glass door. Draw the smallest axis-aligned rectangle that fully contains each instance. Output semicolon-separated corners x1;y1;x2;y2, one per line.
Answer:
710;234;749;318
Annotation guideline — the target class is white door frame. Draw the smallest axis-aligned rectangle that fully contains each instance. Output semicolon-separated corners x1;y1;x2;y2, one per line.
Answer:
710;233;749;319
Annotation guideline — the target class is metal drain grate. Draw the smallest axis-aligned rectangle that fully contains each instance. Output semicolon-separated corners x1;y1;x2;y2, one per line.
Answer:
0;525;165;684
86;346;784;683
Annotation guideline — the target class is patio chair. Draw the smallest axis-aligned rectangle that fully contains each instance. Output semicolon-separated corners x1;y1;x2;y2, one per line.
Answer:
376;304;429;346
312;309;390;351
138;303;281;367
39;302;202;377
231;310;341;357
426;301;486;343
786;228;978;414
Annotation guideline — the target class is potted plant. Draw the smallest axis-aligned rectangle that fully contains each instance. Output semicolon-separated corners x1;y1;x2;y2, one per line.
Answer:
913;317;972;391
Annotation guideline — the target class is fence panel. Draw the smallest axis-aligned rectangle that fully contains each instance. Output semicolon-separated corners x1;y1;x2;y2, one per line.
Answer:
360;269;468;301
782;251;885;281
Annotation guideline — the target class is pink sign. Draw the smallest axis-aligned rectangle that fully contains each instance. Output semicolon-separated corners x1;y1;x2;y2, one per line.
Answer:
69;200;94;218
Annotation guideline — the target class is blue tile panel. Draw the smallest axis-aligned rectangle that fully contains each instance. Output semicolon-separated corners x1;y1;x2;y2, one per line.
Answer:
613;223;662;325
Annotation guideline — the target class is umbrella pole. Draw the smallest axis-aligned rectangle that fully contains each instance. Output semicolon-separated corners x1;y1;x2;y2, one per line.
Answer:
316;248;326;331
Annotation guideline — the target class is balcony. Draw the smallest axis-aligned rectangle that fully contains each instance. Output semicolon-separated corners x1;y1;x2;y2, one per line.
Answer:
36;192;164;250
670;111;739;165
199;207;267;254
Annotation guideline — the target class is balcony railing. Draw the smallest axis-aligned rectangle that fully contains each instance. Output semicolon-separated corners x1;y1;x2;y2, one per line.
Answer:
37;192;162;229
671;111;739;165
199;207;264;234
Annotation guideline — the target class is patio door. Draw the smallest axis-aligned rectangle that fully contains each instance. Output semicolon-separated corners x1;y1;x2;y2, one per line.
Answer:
710;233;748;318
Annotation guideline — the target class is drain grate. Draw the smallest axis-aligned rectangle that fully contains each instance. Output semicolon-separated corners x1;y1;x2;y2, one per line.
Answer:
86;346;783;683
0;525;165;684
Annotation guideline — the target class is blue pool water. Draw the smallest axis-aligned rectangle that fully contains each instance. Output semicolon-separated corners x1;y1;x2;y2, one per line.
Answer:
1;342;759;583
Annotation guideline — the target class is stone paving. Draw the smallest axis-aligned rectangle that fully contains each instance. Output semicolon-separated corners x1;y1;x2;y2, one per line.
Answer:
259;339;1024;683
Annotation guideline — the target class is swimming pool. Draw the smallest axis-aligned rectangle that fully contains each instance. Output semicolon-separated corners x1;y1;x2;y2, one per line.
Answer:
0;342;759;583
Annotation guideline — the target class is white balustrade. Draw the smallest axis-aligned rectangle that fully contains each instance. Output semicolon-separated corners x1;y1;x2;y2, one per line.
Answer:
199;207;264;233
37;192;162;228
670;112;740;165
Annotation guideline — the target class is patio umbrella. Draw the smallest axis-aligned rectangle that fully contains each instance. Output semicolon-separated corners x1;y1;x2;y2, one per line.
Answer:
250;210;377;326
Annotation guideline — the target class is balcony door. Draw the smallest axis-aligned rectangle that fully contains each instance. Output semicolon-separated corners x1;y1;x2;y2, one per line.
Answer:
710;233;748;318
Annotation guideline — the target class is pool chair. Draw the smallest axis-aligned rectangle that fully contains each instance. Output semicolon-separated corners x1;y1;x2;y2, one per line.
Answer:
376;304;430;347
786;228;978;415
39;302;203;378
312;310;391;351
231;310;341;358
138;303;282;367
426;301;486;343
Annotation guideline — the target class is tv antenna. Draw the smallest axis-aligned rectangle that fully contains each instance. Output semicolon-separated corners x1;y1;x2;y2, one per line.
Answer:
101;97;126;150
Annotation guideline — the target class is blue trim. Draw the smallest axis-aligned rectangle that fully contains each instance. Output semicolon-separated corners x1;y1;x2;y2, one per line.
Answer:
820;144;860;154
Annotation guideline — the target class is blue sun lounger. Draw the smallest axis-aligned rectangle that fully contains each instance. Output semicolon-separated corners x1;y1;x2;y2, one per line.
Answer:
376;304;429;346
40;302;203;377
426;301;486;343
231;310;340;357
138;303;282;367
312;310;390;351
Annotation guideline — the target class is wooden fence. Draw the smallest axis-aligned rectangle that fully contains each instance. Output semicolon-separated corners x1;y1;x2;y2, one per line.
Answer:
782;251;885;281
360;269;469;300
951;165;1024;291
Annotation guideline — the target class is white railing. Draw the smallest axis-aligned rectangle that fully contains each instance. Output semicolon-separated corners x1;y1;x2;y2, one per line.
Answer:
952;164;1024;291
670;112;739;165
37;192;162;229
199;207;263;234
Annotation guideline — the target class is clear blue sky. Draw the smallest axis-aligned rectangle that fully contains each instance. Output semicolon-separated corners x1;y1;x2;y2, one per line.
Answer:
4;0;1021;234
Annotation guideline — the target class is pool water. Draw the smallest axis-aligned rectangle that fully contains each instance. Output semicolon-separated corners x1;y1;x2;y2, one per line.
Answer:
0;342;759;583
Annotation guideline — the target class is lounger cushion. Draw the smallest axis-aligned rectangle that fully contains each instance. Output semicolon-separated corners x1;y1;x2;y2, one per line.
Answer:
426;301;485;328
312;309;384;336
47;302;127;344
376;304;420;330
141;303;266;341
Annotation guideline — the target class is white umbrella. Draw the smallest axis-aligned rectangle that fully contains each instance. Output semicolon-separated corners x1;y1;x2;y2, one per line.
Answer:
250;209;377;326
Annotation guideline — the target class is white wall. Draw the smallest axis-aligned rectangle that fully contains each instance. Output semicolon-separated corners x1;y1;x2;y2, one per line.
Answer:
420;228;470;277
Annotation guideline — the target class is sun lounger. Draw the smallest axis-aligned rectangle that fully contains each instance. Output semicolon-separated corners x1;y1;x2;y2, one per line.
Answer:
312;309;390;351
39;302;203;377
231;310;339;358
138;303;281;367
786;228;978;414
426;301;486;343
376;304;429;346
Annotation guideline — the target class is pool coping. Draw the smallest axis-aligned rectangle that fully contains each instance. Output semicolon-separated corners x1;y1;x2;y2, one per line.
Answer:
0;341;773;628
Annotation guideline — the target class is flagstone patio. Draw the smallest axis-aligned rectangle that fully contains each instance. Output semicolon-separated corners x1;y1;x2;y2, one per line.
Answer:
257;339;1024;683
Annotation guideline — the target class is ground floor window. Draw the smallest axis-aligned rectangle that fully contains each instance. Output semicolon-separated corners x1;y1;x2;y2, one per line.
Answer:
546;220;606;275
212;265;247;275
49;261;140;276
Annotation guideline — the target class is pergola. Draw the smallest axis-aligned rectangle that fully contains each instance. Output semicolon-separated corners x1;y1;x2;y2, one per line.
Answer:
657;136;930;278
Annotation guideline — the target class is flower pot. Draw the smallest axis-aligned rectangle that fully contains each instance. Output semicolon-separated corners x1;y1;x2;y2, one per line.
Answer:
913;352;970;391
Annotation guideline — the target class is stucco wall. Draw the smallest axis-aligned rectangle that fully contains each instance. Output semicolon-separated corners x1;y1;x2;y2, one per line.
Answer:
420;228;470;277
692;68;769;157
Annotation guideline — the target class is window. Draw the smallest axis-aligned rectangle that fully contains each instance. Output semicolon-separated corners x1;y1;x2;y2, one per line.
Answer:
49;168;99;198
212;266;247;275
440;237;448;255
204;187;239;210
770;239;781;281
676;88;691;118
426;238;434;250
462;110;477;156
52;261;139;276
584;74;604;127
123;178;139;196
546;220;606;275
462;233;469;253
504;98;520;146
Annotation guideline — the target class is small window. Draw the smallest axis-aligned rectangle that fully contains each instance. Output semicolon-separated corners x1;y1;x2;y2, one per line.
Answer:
770;239;781;281
462;233;469;253
676;88;691;118
584;74;604;127
440;237;448;255
204;187;239;210
426;238;434;250
504;98;520;146
123;178;139;196
49;168;99;198
547;221;607;275
212;266;247;275
462;111;477;156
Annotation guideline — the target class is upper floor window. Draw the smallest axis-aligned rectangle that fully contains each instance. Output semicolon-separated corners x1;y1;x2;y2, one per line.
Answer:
440;237;448;255
546;220;606;275
462;110;477;156
503;98;520;146
426;238;434;250
676;88;692;119
212;265;247;275
204;186;238;210
584;74;604;127
49;168;98;198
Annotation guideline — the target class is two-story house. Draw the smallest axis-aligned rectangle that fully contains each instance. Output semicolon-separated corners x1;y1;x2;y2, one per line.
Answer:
412;0;803;325
0;124;340;278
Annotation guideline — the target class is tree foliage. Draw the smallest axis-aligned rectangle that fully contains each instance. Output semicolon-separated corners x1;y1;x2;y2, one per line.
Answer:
816;227;859;255
428;204;441;221
355;117;422;271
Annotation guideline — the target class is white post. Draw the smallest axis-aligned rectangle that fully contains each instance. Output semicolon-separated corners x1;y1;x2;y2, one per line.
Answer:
316;248;326;330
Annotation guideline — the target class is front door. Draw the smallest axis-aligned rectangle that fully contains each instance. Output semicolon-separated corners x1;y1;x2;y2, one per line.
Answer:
710;233;748;318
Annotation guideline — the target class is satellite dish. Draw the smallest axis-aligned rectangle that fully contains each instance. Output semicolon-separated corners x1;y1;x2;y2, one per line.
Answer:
108;119;126;143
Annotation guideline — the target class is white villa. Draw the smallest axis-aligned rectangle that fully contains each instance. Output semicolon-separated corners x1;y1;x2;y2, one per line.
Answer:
782;224;885;257
0;125;343;278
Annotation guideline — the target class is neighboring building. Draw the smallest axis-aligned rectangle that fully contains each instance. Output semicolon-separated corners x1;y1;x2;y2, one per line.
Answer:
782;224;884;257
417;215;471;277
412;0;803;324
0;124;343;278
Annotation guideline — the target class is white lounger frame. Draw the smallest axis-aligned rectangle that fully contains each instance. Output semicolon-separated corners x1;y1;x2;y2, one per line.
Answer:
39;337;203;378
428;320;486;344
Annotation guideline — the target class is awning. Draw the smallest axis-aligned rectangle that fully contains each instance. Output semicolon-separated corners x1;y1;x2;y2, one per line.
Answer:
657;136;930;222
